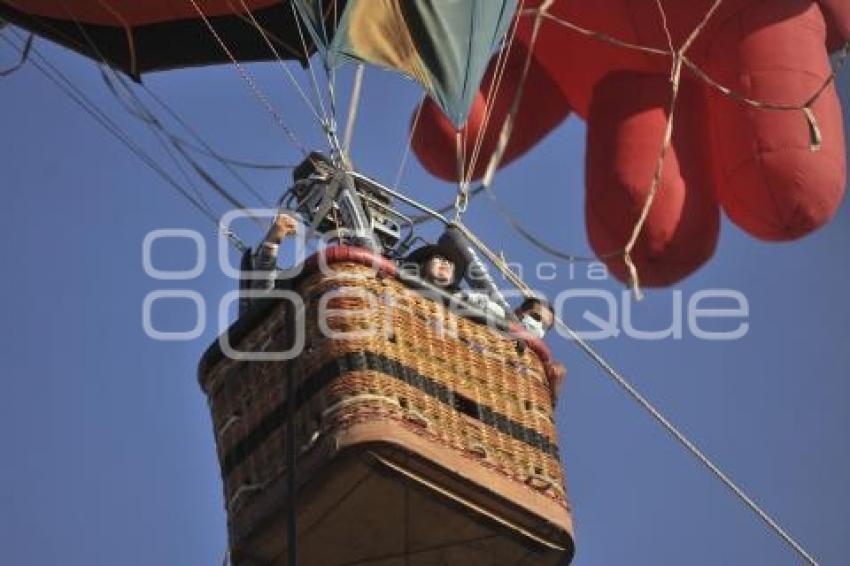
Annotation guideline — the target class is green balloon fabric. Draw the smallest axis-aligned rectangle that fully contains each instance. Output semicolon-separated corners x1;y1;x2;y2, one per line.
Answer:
294;0;517;127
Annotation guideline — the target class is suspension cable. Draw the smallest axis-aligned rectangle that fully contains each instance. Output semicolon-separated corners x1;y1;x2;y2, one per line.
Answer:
453;214;819;565
479;0;555;189
4;9;280;210
480;182;609;262
52;4;269;224
0;31;249;252
98;67;216;216
54;2;215;217
233;0;325;126
395;93;426;191
0;29;32;76
464;0;527;187
185;0;309;157
289;0;342;158
553;315;819;566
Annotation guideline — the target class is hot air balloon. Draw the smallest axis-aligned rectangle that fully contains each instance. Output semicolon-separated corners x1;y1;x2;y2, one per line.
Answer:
411;0;849;286
5;1;840;564
0;1;576;564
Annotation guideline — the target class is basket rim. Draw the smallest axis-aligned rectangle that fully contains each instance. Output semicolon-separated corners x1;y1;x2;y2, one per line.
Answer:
198;245;558;392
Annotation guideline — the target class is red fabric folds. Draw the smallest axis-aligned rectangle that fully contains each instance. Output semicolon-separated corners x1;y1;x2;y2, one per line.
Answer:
412;0;848;286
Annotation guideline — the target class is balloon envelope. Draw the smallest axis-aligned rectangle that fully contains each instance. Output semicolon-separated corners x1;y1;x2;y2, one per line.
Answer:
294;0;518;127
0;0;319;77
411;0;848;287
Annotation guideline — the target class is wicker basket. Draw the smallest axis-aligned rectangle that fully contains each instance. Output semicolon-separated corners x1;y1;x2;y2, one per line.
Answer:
199;246;574;565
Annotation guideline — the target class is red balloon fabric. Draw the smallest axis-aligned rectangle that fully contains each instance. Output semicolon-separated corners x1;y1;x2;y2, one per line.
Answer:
586;72;720;287
411;0;848;286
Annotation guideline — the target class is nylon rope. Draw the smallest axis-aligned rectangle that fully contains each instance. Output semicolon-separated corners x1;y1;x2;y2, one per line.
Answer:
480;182;608;262
141;84;298;176
449;0;530;221
325;0;345;158
528;8;850;111
2;32;203;214
167;137;297;170
91;0;136;75
5;6;288;213
527;9;669;56
130;101;270;216
452;221;531;293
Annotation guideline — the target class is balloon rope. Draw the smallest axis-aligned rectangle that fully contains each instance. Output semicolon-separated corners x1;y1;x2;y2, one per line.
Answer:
61;0;279;215
522;1;849;299
59;1;284;216
92;0;136;75
453;130;470;220
61;0;217;216
528;9;668;56
683;31;850;150
289;1;343;159
464;0;527;187
481;0;556;189
455;211;820;566
0;31;250;252
0;29;31;76
551;312;820;566
99;69;218;216
621;55;682;299
394;93;426;190
530;8;850;119
681;59;828;151
223;0;303;59
452;221;531;293
655;0;675;54
621;0;722;299
232;0;325;125
185;0;309;157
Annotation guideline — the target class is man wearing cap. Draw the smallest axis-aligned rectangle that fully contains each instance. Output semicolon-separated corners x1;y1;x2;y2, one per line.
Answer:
404;239;469;293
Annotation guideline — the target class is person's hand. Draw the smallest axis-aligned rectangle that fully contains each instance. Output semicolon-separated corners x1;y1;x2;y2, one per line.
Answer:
265;213;299;245
547;361;567;403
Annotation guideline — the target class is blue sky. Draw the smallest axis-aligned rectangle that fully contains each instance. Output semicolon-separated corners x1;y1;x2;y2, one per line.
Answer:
1;31;849;566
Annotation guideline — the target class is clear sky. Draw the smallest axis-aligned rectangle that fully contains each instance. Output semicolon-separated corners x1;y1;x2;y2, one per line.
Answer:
1;29;848;566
